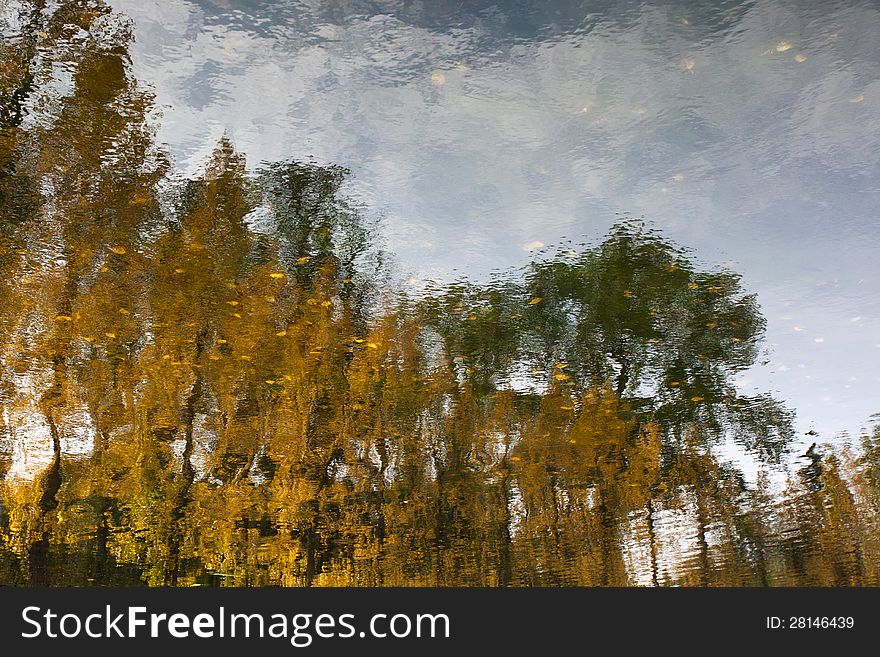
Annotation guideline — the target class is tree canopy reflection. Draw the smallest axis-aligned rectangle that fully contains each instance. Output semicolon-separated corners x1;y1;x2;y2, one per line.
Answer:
0;0;878;587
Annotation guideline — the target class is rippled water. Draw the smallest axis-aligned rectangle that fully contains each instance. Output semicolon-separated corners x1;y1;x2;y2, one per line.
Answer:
0;0;878;586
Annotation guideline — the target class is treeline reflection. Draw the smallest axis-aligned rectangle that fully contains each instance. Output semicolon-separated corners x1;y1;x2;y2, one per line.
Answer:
1;1;878;587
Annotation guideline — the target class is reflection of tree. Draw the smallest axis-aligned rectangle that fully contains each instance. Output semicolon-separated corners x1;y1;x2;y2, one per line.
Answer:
1;0;879;587
418;221;794;459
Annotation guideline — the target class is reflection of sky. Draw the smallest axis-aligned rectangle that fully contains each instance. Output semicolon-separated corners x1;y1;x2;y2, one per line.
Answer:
108;0;879;439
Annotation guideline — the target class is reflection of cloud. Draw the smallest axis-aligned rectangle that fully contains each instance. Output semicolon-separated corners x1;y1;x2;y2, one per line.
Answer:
2;393;96;482
4;406;54;483
107;0;880;435
110;0;880;256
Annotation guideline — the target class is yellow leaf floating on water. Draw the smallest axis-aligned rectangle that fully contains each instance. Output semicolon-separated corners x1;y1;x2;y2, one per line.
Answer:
467;315;477;320
353;338;366;343
569;439;578;444
265;380;276;384
216;339;227;344
226;300;239;306
366;342;380;350
554;372;569;381
109;246;126;255
554;362;568;369
265;296;276;303
232;313;242;319
239;355;252;361
269;272;286;279
528;297;543;305
296;256;310;265
706;321;718;329
560;405;574;411
174;268;186;274
689;282;700;290
55;315;73;322
276;330;287;337
321;300;332;308
99;266;109;273
669;381;681;387
209;354;220;360
510;456;522;462
105;332;116;339
118;308;129;315
690;396;704;402
794;53;807;62
622;290;634;298
775;41;793;52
